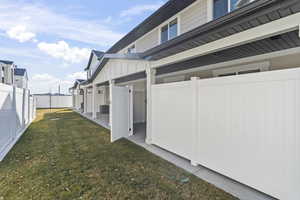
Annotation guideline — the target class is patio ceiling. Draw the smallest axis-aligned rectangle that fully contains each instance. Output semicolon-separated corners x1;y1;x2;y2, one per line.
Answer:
156;30;300;75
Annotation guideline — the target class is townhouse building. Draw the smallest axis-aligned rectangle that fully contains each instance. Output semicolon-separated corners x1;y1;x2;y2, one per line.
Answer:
72;0;300;199
0;60;15;85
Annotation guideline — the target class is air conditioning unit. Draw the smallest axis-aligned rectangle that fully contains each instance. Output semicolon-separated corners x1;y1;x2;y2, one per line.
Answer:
236;0;253;8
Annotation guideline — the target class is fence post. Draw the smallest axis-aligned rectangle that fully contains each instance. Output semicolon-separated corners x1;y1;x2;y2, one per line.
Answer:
190;77;200;166
12;86;17;140
83;88;87;113
92;84;97;119
21;88;26;127
146;68;156;145
49;94;52;111
28;90;30;123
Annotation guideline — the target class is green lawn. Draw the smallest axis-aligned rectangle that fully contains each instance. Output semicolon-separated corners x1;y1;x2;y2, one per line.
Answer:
0;109;237;200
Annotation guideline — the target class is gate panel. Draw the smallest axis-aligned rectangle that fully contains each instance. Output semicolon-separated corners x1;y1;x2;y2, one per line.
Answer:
111;86;133;142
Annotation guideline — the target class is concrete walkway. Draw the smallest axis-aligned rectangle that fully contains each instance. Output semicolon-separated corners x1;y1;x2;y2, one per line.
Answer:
128;136;277;200
76;110;110;130
76;110;277;200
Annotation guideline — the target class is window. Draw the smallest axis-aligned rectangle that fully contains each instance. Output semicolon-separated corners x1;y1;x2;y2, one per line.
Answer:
218;72;236;77
213;0;239;19
213;62;270;77
161;25;169;43
169;19;178;40
127;45;136;54
160;19;178;43
217;69;260;77
238;69;260;75
230;0;239;11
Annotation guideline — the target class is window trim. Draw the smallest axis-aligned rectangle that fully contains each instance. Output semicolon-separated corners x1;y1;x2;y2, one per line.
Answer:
159;17;180;44
213;61;270;77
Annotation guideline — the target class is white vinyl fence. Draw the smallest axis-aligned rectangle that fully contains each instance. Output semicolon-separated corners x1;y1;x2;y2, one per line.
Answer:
0;83;36;161
35;95;72;109
151;68;300;200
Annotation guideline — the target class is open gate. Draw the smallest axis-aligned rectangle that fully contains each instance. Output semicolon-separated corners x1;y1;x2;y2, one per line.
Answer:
110;85;133;142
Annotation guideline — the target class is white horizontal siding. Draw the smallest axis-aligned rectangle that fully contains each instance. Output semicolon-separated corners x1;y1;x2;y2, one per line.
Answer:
136;29;159;53
180;0;208;34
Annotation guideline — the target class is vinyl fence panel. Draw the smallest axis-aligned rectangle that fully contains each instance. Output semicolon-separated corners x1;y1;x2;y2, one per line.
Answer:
0;83;36;161
151;68;300;200
0;84;15;155
152;81;194;160
35;95;50;108
23;89;29;125
15;88;24;132
35;95;72;109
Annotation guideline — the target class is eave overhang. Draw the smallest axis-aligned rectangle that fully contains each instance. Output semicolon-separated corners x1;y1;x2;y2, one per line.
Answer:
84;50;104;71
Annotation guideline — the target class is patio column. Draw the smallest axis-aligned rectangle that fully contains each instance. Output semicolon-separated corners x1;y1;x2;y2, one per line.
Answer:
109;80;115;127
83;87;88;113
146;68;156;145
92;84;97;119
190;77;200;167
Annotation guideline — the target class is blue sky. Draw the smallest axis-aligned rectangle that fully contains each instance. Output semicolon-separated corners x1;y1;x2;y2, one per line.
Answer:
0;0;165;93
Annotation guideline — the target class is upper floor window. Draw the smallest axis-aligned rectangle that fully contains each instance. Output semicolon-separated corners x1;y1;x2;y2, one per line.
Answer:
213;0;239;19
127;44;136;54
160;19;178;44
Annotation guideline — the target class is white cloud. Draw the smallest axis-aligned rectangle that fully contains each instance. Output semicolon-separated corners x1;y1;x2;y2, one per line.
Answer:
120;2;164;17
37;41;90;63
32;73;56;81
0;2;124;47
6;25;36;43
67;71;86;80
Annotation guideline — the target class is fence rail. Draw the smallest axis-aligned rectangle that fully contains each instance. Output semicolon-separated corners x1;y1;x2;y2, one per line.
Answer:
0;83;36;161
